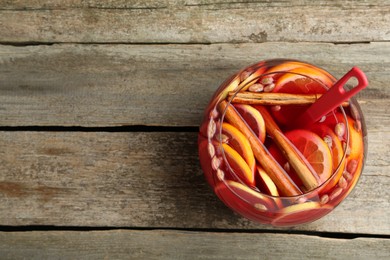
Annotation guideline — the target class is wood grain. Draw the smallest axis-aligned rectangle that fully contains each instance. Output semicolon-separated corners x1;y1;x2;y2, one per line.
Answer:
0;42;389;127
0;129;388;234
0;230;389;260
0;1;389;43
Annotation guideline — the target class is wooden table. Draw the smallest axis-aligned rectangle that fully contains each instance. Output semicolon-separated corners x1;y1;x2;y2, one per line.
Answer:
0;1;389;259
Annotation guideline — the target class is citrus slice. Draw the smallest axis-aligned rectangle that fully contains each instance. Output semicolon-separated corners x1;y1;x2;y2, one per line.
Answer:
222;143;255;186
321;113;364;161
284;129;333;185
273;66;333;94
264;61;308;75
271;201;333;226
308;124;344;171
308;125;346;192
268;66;333;127
233;104;266;143
222;123;256;173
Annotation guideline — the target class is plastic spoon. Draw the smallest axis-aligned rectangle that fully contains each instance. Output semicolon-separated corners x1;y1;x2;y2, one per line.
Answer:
296;66;368;127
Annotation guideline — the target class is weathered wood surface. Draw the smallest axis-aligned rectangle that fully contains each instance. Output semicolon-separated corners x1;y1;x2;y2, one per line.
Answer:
0;42;389;127
0;128;388;234
0;1;389;43
0;0;389;258
0;230;389;260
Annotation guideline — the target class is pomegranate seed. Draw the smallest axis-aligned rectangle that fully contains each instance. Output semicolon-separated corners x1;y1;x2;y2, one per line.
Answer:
248;83;264;92
283;162;290;172
271;105;281;112
323;135;333;149
218;133;229;143
260;77;274;85
263;83;275;92
338;176;348;189
329;187;343;200
207;119;216;138
320;194;329;204
211;156;221;171
354;120;362;132
254;203;267;211
350;103;360;121
208;142;215;158
343;170;353;182
210;109;219;119
347;159;358;174
335;123;346;138
216;169;225;181
240;70;252;82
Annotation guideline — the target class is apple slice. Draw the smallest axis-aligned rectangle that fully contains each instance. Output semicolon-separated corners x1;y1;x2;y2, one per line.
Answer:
256;166;284;209
271;201;333;227
256;166;280;197
214;180;275;219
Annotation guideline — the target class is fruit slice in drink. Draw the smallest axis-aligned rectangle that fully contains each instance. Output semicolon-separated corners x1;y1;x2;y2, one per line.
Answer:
256;166;284;208
221;122;256;173
321;113;364;161
233;104;266;143
222;143;255;187
269;67;334;127
308;124;346;192
215;180;275;223
271;201;334;227
269;129;333;191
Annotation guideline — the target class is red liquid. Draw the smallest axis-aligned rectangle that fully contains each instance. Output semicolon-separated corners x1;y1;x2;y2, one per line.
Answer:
198;59;366;226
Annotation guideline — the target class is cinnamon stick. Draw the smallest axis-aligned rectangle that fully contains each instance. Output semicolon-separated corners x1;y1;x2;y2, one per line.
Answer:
218;100;302;196
255;106;321;191
229;92;350;106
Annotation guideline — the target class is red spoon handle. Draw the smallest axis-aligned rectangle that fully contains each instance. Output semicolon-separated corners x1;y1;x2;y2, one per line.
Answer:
297;66;368;127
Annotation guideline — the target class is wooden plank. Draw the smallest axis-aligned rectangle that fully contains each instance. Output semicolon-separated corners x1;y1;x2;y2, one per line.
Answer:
0;1;389;43
0;230;389;259
0;128;388;234
0;42;389;127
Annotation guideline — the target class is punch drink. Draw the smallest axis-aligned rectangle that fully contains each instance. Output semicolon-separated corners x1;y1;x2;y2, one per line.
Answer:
198;59;366;226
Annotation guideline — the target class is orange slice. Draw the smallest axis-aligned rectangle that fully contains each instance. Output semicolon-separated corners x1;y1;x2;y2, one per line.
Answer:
285;129;333;185
222;143;255;186
321;113;364;161
264;61;335;82
268;66;334;127
308;124;344;171
273;66;333;94
264;61;308;75
233;104;266;143
308;125;346;192
222;123;256;173
271;201;333;226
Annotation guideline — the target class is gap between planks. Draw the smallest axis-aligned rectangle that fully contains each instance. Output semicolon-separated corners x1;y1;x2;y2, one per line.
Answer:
0;226;389;240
